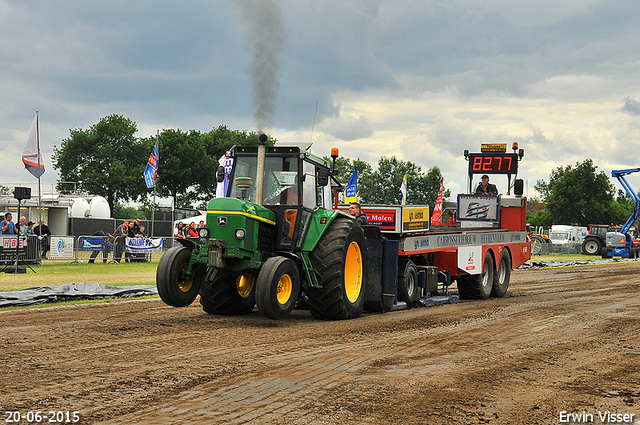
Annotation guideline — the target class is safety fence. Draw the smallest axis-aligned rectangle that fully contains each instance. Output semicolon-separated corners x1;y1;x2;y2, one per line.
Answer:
0;235;174;267
532;241;583;255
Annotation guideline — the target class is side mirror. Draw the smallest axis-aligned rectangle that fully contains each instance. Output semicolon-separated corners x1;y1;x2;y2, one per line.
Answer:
317;169;330;187
216;165;225;183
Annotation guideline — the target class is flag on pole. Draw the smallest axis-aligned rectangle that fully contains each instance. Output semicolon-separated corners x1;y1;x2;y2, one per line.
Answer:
431;179;444;225
144;139;159;188
22;113;45;178
344;166;358;203
400;173;408;205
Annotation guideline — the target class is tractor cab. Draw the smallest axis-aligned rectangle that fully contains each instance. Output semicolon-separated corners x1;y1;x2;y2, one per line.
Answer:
228;146;333;251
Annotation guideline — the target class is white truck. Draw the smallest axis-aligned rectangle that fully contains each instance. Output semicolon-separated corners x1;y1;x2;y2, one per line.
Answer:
549;225;588;253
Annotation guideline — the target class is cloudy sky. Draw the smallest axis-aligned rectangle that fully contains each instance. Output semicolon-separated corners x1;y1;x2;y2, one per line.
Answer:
2;0;640;203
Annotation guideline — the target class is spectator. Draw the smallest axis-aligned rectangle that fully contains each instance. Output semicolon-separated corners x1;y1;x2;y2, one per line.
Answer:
174;222;186;239
198;220;205;229
348;202;369;225
33;219;51;258
87;230;113;264
132;218;142;235
113;220;129;263
17;216;27;235
24;221;35;237
0;212;18;235
138;225;146;238
188;222;199;237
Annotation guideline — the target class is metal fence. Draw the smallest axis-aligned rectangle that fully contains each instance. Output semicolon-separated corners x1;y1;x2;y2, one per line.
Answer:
531;241;583;255
0;235;174;266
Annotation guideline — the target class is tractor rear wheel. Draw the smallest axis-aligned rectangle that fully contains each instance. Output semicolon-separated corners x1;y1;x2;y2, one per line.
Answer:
199;271;256;315
456;252;494;300
491;249;511;298
398;260;420;304
256;256;300;320
307;218;367;320
582;238;602;255
530;235;545;255
157;247;202;307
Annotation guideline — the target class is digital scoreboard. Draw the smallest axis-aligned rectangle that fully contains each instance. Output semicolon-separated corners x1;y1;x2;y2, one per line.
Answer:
468;153;519;175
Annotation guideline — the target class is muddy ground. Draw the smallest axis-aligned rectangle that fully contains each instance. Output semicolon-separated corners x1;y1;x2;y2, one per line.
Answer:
1;262;639;424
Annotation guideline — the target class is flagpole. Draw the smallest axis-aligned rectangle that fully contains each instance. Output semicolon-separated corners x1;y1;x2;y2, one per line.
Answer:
151;130;158;238
36;111;43;223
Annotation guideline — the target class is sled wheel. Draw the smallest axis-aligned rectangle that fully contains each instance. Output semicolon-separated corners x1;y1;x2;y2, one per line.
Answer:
457;252;494;300
199;271;256;315
398;260;420;304
308;218;367;320
157;247;202;307
256;256;300;320
491;249;511;298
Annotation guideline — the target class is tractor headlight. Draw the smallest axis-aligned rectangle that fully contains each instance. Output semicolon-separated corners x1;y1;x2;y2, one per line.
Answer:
235;228;246;240
198;227;210;239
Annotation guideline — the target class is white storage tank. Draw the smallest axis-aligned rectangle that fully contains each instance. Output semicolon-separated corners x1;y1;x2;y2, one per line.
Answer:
70;198;90;218
89;196;111;218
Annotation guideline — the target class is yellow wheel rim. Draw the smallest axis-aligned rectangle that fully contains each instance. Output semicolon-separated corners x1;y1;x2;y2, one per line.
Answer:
344;241;363;303
178;262;193;293
276;274;293;305
236;273;255;298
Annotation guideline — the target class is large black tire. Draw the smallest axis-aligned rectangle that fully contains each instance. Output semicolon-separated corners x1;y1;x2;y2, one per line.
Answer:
491;249;511;298
601;247;610;259
582;237;602;255
256;256;300;320
307;217;368;320
199;271;256;315
530;235;545;255
456;252;495;300
157;247;202;307
398;260;420;304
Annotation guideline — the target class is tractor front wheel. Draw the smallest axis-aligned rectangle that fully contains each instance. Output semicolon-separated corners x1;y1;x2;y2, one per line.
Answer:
308;218;368;320
157;246;202;307
256;256;300;320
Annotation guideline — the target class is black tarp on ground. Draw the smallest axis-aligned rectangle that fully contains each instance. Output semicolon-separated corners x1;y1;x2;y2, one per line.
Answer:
0;283;158;308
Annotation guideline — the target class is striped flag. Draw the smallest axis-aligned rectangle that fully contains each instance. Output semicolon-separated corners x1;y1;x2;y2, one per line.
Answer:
144;139;159;188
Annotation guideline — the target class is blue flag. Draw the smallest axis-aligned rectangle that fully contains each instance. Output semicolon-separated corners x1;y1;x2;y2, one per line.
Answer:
344;166;357;203
144;139;159;188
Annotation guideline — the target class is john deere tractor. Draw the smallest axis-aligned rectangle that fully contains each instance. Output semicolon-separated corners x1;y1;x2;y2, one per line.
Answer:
157;137;370;320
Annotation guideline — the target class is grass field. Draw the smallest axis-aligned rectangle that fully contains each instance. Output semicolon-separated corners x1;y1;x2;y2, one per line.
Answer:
1;260;158;292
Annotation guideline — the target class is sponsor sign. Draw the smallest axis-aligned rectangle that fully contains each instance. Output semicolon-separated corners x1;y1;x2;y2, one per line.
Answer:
480;143;507;152
125;237;164;254
400;231;527;253
458;246;482;274
51;237;75;258
457;194;499;221
402;206;429;232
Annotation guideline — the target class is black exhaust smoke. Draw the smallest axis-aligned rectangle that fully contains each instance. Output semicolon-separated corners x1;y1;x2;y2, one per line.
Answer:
238;0;285;132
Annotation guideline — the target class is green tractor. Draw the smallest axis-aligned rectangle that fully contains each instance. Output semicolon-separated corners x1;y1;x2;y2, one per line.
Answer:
157;139;371;320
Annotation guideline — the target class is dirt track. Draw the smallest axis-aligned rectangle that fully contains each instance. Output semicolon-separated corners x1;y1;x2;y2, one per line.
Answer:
1;262;639;424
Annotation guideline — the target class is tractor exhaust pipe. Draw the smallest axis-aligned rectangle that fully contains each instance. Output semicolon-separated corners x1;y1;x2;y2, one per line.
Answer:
255;133;268;205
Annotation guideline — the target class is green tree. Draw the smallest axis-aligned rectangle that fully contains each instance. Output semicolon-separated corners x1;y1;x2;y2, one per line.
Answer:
52;114;147;212
358;156;450;206
534;159;615;226
149;128;206;208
